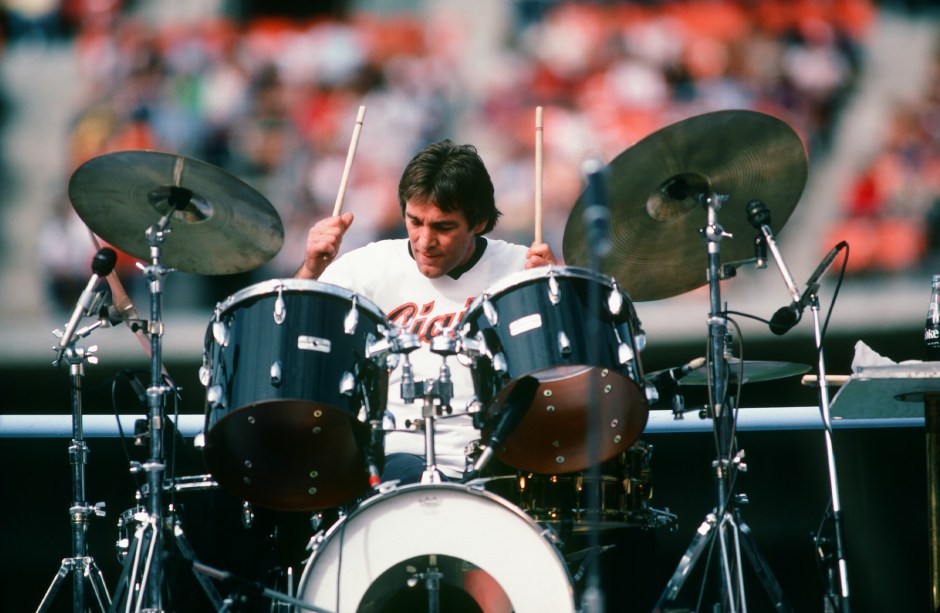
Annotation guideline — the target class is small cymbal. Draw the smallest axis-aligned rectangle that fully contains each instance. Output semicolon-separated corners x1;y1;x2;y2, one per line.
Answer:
563;110;808;301
671;358;811;386
68;150;284;275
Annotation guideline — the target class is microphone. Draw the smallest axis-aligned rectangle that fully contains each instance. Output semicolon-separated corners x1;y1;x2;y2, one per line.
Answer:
55;247;118;363
471;375;539;475
649;357;706;392
123;370;149;407
582;158;612;258
768;241;847;335
746;200;800;303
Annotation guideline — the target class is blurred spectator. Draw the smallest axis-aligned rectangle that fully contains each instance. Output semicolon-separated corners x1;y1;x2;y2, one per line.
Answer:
38;0;876;312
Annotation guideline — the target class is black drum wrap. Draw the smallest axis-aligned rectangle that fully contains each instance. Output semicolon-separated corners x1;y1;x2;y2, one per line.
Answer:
202;279;389;511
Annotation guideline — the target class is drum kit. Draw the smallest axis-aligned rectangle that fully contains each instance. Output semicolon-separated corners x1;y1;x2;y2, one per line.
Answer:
37;109;844;613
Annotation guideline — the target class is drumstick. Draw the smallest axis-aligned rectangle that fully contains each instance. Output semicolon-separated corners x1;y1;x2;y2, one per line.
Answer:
534;106;544;245
332;105;367;217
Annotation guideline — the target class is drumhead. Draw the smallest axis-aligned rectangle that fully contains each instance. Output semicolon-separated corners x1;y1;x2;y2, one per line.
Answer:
214;278;387;322
298;483;575;612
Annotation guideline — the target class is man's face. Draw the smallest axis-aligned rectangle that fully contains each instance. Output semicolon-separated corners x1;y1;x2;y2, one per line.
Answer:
404;199;486;278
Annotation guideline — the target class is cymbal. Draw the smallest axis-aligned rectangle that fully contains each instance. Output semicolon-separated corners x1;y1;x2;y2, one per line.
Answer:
68;150;284;275
563;110;808;301
672;358;811;386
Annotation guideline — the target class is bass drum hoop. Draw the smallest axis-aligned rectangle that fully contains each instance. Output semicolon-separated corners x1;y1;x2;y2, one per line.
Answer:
298;483;575;613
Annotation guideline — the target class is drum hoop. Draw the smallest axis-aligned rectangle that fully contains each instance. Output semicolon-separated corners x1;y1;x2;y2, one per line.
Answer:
352;481;533;522
462;265;622;317
213;278;387;321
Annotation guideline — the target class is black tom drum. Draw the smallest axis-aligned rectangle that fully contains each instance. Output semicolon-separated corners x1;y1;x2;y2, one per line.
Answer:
202;279;390;511
458;266;649;474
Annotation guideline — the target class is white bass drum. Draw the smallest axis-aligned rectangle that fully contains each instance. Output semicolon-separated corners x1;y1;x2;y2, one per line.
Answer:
298;483;575;612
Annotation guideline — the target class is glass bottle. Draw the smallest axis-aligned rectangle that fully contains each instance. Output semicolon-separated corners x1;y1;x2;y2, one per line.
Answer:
925;274;940;361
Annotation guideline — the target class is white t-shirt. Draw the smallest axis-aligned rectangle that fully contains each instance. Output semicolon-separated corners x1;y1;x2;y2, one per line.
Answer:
320;237;529;477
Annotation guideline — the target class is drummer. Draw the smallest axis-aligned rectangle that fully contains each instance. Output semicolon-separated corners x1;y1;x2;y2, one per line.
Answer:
296;139;556;484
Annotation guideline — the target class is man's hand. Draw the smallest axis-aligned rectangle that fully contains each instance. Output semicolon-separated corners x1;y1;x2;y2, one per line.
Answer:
296;212;354;279
525;241;557;269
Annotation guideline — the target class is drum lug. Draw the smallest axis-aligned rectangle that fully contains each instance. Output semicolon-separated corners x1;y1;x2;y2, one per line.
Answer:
344;296;359;334
607;286;624;316
557;331;571;356
482;295;498;325
548;272;561;304
211;320;228;347
339;371;355;396
206;384;224;408
618;342;634;365
270;360;282;386
492;351;509;374
274;286;286;325
198;362;210;387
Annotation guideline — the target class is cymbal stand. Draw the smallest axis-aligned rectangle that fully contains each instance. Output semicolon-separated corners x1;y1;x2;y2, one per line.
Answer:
110;191;183;612
806;294;851;612
38;336;112;613
654;191;791;612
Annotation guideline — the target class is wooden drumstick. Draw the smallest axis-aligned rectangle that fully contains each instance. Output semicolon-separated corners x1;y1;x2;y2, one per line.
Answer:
534;105;544;245
332;105;367;217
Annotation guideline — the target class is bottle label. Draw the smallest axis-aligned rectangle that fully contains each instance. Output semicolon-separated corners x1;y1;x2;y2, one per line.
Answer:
926;319;940;361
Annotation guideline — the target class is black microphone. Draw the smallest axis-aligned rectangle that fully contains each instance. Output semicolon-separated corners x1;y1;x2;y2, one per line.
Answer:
582;158;612;258
55;247;118;363
471;375;539;475
649;357;706;391
768;241;848;335
768;304;801;336
746;200;800;303
123;370;149;407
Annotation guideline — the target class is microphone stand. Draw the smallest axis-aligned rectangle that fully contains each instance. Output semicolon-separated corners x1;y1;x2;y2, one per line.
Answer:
37;334;112;613
808;295;852;613
580;159;610;613
654;191;791;612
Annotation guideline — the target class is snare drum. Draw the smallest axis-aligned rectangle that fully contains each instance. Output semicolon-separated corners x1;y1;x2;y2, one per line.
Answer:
202;279;391;511
485;440;655;533
298;483;575;613
458;266;650;474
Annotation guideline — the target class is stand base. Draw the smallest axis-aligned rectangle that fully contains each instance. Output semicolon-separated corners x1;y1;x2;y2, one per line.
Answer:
654;509;792;613
37;556;111;613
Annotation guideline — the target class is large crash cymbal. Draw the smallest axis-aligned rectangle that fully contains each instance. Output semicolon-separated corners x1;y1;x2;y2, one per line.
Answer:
563;110;808;301
68;150;284;275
